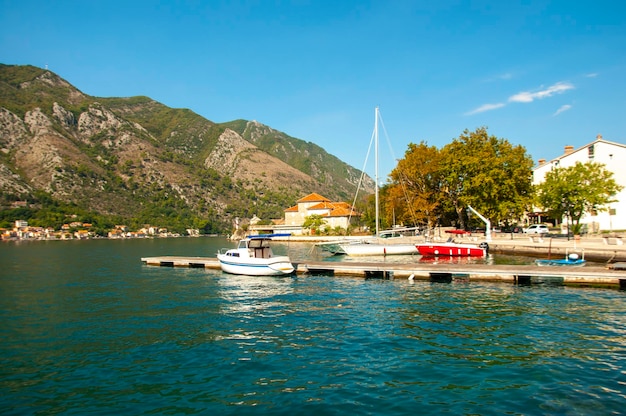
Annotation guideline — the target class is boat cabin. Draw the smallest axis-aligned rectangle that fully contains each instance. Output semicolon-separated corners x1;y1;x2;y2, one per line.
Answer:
239;237;273;259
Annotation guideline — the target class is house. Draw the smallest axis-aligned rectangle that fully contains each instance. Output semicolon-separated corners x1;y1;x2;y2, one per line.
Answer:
108;229;124;239
74;229;91;239
15;220;28;229
532;136;626;232
115;225;129;233
246;193;359;236
283;193;359;234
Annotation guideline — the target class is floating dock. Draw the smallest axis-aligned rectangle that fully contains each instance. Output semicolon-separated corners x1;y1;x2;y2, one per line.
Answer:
141;256;626;289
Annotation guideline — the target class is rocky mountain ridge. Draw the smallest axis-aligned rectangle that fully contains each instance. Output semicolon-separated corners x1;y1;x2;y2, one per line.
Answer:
0;64;374;233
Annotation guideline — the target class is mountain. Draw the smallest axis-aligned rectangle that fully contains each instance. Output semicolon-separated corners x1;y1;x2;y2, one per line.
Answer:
0;64;374;233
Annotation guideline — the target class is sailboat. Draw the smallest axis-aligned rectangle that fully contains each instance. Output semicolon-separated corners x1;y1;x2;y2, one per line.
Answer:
337;107;419;256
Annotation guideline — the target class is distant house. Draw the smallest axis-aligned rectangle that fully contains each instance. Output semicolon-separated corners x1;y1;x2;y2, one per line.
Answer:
532;136;626;232
282;193;359;234
246;193;359;236
74;229;90;239
15;220;28;229
108;229;124;239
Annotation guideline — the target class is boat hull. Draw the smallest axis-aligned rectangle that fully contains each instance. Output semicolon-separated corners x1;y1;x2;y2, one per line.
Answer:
535;259;586;266
217;254;294;276
339;243;418;256
417;243;486;257
315;242;347;255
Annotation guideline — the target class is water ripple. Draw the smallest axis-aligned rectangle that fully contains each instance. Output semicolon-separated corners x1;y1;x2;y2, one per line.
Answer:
1;239;626;415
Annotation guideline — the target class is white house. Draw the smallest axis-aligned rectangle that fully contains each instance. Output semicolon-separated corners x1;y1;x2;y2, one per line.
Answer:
15;220;28;229
532;135;626;233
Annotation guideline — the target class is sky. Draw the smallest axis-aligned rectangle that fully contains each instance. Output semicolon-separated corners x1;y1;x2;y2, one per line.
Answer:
2;0;625;181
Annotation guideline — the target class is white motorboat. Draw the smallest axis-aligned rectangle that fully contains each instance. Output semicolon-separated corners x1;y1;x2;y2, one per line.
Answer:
217;234;294;276
340;239;418;256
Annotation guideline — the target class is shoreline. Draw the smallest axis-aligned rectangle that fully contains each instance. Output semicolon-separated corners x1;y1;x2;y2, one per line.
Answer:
6;232;626;263
275;234;626;263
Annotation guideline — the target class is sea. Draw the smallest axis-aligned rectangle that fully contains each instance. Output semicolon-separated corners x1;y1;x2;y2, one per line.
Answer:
1;237;625;415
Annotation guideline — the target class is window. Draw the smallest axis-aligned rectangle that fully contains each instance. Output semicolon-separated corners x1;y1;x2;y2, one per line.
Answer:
588;144;594;159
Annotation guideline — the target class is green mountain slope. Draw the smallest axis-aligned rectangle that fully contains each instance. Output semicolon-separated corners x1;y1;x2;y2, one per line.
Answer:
0;64;373;234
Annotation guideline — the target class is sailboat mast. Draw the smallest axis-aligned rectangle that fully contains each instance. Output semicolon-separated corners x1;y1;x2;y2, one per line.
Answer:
374;106;380;237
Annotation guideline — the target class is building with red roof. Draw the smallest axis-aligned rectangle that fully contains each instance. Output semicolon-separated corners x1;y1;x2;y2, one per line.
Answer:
281;193;359;234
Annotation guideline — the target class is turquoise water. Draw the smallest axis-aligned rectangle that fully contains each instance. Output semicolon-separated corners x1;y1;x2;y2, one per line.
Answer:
1;237;625;415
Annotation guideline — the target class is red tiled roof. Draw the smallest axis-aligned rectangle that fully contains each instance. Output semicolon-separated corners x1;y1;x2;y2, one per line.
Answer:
308;201;336;210
305;200;359;217
328;207;360;217
297;193;331;203
284;205;299;212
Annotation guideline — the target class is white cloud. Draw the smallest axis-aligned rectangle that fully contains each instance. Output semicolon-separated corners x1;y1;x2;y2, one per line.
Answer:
553;104;572;116
586;73;598;78
508;82;574;103
465;102;505;116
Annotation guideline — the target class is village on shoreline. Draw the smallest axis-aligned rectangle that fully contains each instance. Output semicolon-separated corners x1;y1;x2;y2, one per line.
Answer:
1;219;201;241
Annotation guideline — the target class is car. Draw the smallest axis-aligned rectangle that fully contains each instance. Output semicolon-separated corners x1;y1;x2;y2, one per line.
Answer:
502;225;522;233
523;224;549;234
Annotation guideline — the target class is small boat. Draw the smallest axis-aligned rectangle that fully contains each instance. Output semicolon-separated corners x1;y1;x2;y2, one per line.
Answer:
314;240;350;255
417;254;488;264
416;241;488;257
445;229;472;236
339;240;418;256
535;252;586;266
217;234;294;276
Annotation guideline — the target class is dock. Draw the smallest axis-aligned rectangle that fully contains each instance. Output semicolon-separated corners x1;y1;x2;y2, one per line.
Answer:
141;256;626;289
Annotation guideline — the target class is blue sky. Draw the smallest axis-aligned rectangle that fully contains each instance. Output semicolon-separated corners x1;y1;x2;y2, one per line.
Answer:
2;0;625;181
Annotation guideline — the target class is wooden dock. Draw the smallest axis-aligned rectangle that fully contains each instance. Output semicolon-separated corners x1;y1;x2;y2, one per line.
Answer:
141;256;626;289
142;256;220;268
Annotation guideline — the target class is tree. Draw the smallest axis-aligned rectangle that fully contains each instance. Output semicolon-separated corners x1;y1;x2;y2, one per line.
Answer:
353;193;376;233
302;214;327;235
536;162;622;234
387;141;443;229
439;127;534;228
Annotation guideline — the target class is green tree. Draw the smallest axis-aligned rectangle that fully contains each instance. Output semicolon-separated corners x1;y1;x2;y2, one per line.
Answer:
353;193;376;233
302;214;327;235
387;141;443;229
536;162;622;234
439;127;534;228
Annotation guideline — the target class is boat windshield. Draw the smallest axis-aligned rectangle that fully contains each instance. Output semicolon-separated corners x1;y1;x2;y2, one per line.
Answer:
248;238;271;249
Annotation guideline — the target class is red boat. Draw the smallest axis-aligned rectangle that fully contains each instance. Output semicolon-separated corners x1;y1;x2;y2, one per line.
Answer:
416;242;487;257
445;229;472;235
